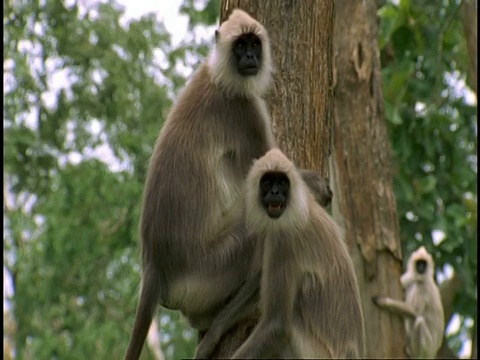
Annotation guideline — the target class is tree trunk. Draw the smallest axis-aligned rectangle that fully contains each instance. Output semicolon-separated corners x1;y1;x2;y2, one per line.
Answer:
209;0;335;357
462;0;477;95
331;0;407;358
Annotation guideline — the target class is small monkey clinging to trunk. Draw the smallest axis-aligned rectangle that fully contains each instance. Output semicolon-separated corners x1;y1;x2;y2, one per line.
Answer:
373;246;445;359
195;149;365;359
124;9;332;360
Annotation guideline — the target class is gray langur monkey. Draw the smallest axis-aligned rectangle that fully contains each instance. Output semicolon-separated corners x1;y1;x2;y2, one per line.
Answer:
372;246;445;359
124;10;332;360
195;149;365;359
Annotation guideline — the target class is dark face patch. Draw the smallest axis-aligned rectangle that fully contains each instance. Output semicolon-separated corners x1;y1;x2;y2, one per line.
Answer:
259;172;290;219
415;259;427;274
232;33;262;76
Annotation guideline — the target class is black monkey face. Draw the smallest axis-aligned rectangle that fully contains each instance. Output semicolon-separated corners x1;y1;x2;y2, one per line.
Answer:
232;33;262;76
259;172;290;219
415;259;428;274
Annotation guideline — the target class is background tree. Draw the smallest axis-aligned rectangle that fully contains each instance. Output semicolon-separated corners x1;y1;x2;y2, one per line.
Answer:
331;0;406;357
4;0;476;359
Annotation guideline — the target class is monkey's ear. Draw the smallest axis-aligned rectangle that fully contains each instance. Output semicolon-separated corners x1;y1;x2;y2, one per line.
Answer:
214;30;220;43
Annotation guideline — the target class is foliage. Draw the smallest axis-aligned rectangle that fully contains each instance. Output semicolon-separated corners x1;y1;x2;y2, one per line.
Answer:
379;0;477;353
180;0;220;28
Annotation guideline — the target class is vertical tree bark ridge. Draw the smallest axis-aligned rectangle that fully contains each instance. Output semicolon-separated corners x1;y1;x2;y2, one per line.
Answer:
331;0;407;357
462;0;477;95
209;1;335;358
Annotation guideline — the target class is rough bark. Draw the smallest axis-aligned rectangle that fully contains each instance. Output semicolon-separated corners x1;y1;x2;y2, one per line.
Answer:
207;0;335;357
331;0;407;357
462;0;477;95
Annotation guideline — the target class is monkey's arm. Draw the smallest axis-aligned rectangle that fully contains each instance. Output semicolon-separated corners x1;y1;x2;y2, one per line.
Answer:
230;254;296;359
182;224;259;332
372;296;418;319
232;278;296;359
299;170;332;207
194;272;261;359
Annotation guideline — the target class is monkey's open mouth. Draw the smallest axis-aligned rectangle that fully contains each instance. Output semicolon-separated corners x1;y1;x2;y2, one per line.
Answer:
268;203;283;212
266;202;285;219
240;66;259;76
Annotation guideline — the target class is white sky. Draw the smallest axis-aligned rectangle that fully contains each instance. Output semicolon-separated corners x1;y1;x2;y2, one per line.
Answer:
116;0;189;45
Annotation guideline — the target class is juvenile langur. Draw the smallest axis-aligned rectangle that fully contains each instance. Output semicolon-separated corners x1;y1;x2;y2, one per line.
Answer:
372;246;444;359
195;149;365;359
124;10;331;360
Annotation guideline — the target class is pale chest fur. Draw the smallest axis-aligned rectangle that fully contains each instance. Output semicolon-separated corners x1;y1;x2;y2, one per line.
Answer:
211;96;274;222
404;282;444;341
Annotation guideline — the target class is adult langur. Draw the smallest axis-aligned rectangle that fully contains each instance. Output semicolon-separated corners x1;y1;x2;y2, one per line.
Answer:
124;9;332;360
195;149;365;359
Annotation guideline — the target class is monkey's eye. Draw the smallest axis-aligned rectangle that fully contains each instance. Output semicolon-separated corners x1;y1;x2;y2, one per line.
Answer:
260;180;271;192
278;181;289;192
252;40;261;48
235;40;245;49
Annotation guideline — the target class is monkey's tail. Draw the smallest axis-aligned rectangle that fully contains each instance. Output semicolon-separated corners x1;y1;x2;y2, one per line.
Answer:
125;272;161;360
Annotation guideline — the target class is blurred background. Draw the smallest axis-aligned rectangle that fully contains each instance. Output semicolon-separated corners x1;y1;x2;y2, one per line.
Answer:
4;0;477;359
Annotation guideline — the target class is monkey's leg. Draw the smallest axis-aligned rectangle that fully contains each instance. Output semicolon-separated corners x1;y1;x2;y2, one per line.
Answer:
194;272;261;359
299;170;332;207
372;296;418;319
409;316;434;359
230;319;287;359
181;225;257;331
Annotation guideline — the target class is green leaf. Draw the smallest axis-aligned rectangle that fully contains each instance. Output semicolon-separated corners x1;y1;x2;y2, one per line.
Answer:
417;175;437;194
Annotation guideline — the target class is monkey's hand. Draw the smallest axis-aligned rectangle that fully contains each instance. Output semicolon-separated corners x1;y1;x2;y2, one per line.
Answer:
299;170;333;207
371;296;381;306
